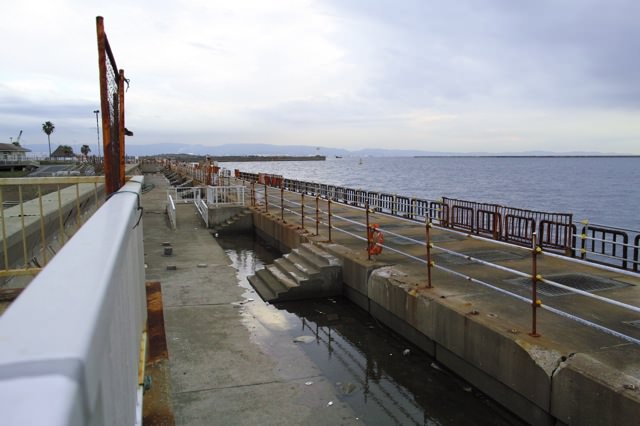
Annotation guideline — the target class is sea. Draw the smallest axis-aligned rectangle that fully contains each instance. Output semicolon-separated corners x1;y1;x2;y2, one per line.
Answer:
220;156;640;232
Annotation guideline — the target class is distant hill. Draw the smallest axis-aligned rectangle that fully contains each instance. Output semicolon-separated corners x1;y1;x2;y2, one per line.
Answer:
22;142;632;158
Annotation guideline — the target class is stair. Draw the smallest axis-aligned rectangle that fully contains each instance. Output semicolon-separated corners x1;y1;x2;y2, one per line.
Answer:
211;209;253;235
247;243;342;302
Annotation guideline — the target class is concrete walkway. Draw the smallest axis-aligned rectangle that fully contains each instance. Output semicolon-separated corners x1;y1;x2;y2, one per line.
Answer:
141;173;359;425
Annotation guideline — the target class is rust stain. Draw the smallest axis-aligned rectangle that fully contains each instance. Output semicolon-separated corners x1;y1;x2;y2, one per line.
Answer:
0;288;23;302
145;281;168;363
143;281;174;425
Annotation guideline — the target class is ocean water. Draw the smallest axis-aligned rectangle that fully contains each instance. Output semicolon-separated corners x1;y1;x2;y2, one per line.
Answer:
220;157;640;231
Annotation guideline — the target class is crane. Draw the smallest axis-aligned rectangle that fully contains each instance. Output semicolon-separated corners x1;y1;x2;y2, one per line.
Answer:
10;130;23;145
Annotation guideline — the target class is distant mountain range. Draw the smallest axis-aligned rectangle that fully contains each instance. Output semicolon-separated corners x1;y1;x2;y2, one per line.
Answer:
22;142;633;158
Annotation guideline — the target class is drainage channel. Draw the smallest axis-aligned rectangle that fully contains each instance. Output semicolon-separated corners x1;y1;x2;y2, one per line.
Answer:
218;233;524;426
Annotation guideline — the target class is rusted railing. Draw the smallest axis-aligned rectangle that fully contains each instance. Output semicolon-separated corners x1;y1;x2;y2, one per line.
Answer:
0;176;105;278
236;171;638;272
255;182;640;347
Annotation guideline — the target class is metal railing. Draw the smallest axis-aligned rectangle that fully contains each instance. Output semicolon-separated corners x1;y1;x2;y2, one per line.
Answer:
196;197;209;228
206;185;245;207
166;185;245;229
0;177;147;425
239;171;639;272
0;176;105;279
250;182;640;347
168;187;202;204
167;193;177;230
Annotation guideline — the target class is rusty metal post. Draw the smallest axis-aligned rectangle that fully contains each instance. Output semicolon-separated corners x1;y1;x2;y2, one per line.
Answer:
426;219;433;288
366;202;371;261
251;182;255;207
264;182;268;213
315;196;319;236
565;214;574;257
301;193;305;229
118;69;126;189
493;204;499;240
530;232;541;337
280;183;284;222
96;17;114;195
328;199;332;242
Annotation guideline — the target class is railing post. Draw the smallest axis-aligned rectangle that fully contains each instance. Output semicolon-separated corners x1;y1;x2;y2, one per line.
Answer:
366;202;371;261
251;182;255;207
426;219;433;288
264;182;268;213
301;193;305;229
280;183;284;222
315;196;319;236
530;232;541;337
493;204;499;240
19;186;27;267
328;199;332;242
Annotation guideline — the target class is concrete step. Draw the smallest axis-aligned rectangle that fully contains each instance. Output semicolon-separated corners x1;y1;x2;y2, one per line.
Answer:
247;274;277;302
256;268;288;296
274;258;310;284
284;252;321;277
265;265;300;290
298;243;341;268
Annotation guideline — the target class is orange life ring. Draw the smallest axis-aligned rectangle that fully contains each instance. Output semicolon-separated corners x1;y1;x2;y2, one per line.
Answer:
367;224;384;255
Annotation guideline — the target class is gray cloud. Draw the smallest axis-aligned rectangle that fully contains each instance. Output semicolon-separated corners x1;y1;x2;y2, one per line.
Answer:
325;0;640;109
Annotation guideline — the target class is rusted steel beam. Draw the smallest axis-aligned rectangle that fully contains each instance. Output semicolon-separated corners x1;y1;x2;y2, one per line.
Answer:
118;69;126;190
96;17;115;195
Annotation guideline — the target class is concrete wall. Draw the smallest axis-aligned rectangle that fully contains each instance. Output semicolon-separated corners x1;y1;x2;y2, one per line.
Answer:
251;209;640;425
208;206;248;229
0;177;147;425
252;208;310;253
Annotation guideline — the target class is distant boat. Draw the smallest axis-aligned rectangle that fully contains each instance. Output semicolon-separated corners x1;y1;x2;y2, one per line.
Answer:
335;155;343;159
358;158;363;165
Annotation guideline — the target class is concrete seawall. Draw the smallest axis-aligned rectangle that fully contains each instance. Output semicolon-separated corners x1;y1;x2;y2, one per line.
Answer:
251;206;640;425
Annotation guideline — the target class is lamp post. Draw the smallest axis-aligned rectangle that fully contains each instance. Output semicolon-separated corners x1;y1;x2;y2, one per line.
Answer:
93;109;100;159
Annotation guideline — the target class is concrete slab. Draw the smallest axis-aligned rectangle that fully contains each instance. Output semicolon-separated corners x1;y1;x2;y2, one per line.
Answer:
141;173;359;425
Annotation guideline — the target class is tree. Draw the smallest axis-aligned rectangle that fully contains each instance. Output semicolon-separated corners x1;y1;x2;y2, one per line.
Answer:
51;145;75;158
81;144;91;159
42;121;55;159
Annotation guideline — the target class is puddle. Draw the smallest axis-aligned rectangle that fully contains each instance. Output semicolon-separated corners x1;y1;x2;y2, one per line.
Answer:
218;233;522;425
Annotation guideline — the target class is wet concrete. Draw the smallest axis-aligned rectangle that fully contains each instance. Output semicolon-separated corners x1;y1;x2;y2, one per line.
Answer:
219;233;523;425
142;173;359;425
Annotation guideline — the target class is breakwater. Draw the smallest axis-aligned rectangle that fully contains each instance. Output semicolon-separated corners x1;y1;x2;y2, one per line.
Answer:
248;194;640;425
164;163;640;425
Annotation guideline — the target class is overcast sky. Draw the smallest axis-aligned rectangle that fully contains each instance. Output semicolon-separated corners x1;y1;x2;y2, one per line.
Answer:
1;0;639;153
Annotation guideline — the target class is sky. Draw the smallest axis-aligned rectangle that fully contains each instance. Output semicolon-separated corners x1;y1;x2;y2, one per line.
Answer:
1;0;639;154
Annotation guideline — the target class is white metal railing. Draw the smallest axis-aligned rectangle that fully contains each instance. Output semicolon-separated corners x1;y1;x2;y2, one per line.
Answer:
169;187;202;204
0;177;147;425
167;193;177;230
165;185;247;229
207;185;245;207
196;198;209;228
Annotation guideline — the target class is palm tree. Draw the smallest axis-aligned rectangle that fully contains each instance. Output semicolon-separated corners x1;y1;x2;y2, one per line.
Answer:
42;121;55;159
81;144;91;160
